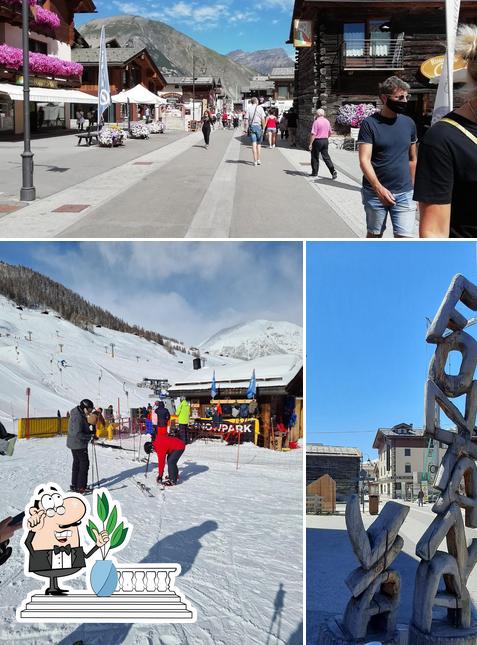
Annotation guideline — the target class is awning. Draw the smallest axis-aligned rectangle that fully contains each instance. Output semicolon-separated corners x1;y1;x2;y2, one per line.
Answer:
0;83;97;103
112;83;167;105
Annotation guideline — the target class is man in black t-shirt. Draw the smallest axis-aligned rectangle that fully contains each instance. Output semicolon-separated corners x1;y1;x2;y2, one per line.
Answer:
414;111;477;237
358;76;418;238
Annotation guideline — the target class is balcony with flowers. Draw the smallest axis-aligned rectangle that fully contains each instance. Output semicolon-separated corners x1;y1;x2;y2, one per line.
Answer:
0;0;62;36
0;43;83;83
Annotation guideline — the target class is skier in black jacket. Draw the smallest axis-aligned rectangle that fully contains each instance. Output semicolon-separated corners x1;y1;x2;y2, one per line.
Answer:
154;401;170;437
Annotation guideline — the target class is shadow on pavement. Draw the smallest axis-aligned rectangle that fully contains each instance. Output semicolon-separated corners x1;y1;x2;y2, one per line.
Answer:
315;178;362;192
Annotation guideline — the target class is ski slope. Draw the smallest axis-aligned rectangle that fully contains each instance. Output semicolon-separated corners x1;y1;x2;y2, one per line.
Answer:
0;436;303;645
0;295;236;431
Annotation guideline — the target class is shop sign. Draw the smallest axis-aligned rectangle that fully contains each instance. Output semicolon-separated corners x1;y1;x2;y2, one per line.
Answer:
293;19;312;48
420;54;466;79
16;76;58;89
192;418;259;434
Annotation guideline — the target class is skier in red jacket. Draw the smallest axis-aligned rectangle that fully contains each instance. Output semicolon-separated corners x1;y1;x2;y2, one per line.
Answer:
153;434;185;486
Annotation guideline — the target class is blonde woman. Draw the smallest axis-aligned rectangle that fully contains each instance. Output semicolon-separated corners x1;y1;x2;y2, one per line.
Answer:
416;24;477;237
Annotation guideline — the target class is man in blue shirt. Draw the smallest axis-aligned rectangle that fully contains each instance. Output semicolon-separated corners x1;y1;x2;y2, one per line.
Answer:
358;76;418;238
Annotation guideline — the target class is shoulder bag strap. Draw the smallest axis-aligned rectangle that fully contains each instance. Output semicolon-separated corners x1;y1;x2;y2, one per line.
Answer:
439;117;477;145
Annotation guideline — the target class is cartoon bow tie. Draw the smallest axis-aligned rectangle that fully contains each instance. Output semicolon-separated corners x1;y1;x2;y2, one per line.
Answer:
53;545;71;555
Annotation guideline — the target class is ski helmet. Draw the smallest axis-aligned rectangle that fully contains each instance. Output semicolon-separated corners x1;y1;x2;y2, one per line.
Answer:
80;398;94;411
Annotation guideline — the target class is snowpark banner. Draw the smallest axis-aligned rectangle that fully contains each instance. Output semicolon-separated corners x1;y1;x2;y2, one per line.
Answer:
432;0;461;123
98;26;111;123
192;418;259;441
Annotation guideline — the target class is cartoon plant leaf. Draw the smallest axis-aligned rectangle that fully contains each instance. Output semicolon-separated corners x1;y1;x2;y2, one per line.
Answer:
87;519;99;542
101;492;109;519
110;521;124;549
114;526;128;549
97;494;107;522
106;505;117;535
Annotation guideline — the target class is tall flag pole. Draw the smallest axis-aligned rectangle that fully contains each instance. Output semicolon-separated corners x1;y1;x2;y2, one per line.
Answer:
98;26;111;125
246;369;256;400
432;0;461;123
211;371;217;399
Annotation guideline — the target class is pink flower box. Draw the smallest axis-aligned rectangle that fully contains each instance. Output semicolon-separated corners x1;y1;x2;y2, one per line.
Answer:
0;0;61;30
0;44;83;78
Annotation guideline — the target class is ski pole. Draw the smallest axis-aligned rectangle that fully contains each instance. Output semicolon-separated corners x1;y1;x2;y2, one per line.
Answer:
145;447;151;479
92;440;100;488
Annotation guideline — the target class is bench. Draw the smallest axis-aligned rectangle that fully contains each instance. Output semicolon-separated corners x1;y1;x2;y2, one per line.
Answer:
75;126;102;146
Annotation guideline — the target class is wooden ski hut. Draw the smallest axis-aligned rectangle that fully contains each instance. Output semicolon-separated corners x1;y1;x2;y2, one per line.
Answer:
169;354;303;449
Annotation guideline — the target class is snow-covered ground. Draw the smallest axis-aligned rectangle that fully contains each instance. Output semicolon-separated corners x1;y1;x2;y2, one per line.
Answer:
0;436;303;645
0;295;238;431
200;320;303;361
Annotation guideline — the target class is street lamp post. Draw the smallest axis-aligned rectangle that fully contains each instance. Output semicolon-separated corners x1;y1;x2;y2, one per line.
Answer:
192;54;196;124
21;0;36;201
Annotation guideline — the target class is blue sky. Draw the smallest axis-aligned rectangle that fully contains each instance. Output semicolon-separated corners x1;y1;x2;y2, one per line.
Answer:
75;0;295;56
0;242;302;345
307;241;477;460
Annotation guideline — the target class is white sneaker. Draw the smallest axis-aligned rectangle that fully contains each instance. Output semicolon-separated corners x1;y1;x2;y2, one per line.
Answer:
257;160;261;165
253;161;258;166
272;144;276;148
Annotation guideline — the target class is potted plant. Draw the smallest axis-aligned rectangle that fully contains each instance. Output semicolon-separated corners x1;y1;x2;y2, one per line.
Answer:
87;491;129;597
336;103;377;138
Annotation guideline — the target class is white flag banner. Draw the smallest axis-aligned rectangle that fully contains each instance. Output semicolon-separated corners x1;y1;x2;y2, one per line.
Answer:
98;26;111;123
432;0;461;124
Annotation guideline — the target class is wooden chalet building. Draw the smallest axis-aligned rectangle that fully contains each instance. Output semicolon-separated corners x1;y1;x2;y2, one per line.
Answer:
289;0;477;146
162;75;224;115
72;38;166;122
0;0;96;133
306;444;361;499
169;354;303;450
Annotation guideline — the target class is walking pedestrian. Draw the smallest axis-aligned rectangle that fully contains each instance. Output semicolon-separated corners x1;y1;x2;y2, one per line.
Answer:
417;489;424;507
308;108;337;179
286;107;298;146
279;113;288;140
153;434;186;486
358;75;417;238
202;110;212;149
66;399;95;494
175;396;190;444
415;24;477;237
264;109;278;148
244;97;266;166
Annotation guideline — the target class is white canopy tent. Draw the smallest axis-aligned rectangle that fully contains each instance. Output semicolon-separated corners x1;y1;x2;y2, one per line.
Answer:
0;83;97;103
111;83;167;105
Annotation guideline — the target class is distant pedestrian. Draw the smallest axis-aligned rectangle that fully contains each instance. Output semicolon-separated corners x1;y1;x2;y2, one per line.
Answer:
415;24;477;238
417;489;424;506
358;75;417;238
279;113;288;140
202;110;212;149
76;109;85;131
286;107;297;146
309;109;337;179
175;396;190;444
264;109;278;148
38;106;45;129
244;97;266;166
145;106;151;123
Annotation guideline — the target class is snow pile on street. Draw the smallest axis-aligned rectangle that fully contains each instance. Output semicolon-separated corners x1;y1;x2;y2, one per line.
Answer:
1;436;303;645
199;320;303;360
0;295;236;431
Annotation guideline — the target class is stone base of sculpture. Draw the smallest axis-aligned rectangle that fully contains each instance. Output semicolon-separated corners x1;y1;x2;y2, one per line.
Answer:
318;615;399;645
409;621;477;644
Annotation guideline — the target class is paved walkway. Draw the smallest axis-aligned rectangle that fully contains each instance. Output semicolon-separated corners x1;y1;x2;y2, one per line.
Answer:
0;130;417;238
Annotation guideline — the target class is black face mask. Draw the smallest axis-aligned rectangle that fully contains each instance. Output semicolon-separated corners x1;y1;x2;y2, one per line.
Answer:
386;98;408;114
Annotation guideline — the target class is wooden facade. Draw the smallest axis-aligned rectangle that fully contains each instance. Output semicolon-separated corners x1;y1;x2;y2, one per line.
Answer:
306;445;361;499
72;45;166;121
290;0;477;146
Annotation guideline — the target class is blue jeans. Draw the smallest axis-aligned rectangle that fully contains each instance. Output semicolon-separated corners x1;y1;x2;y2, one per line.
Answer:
362;187;416;237
249;125;263;144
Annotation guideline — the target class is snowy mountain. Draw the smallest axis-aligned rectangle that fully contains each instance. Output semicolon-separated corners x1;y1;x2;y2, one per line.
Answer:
0;295;234;429
199;320;303;360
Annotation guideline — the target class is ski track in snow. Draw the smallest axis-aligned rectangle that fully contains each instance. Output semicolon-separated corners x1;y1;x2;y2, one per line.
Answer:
0;436;303;644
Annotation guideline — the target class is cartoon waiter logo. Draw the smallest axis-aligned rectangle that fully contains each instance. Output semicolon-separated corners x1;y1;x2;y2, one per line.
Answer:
17;482;197;624
25;483;109;595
